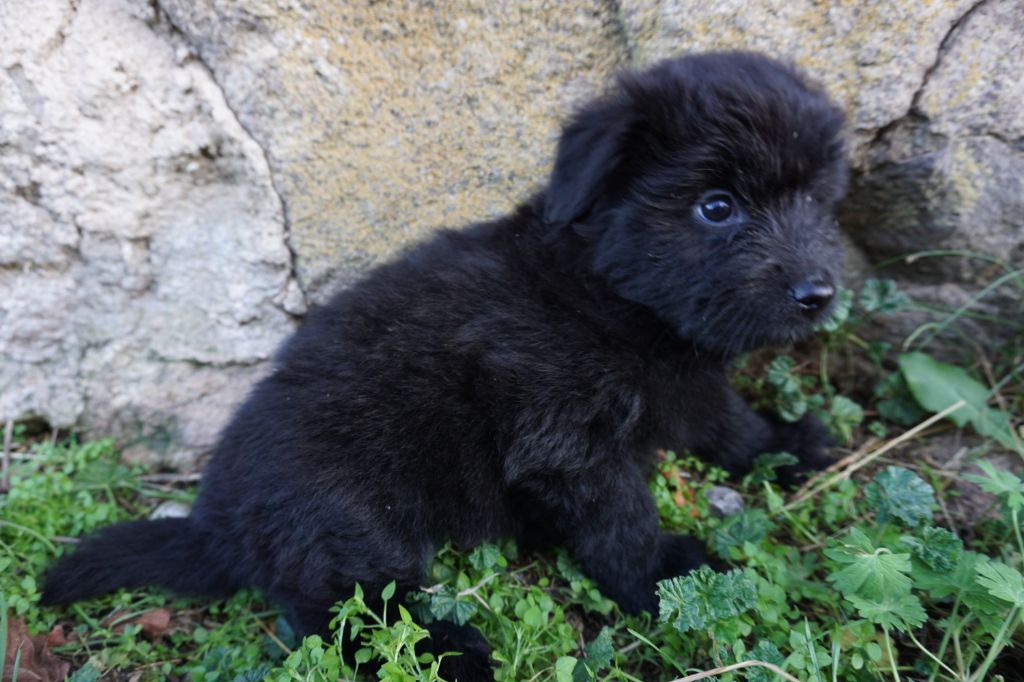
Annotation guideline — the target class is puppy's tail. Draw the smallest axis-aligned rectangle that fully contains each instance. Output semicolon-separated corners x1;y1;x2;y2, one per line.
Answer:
40;518;237;606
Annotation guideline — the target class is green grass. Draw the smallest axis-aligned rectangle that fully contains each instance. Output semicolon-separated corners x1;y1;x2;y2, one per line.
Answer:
1;274;1022;681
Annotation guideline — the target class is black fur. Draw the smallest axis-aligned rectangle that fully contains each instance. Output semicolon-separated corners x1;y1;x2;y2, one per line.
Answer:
42;52;847;680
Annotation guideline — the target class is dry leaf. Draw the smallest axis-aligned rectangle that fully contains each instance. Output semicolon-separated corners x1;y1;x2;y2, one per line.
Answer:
131;608;171;639
2;611;71;682
102;608;172;639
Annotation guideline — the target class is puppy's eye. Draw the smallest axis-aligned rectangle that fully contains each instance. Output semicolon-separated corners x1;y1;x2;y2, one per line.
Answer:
697;193;735;223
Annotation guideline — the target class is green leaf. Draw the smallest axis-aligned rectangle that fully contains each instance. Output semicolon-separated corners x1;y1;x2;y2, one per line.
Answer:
744;452;799;486
864;466;935;528
899;352;1016;448
746;640;786;682
877;397;925;427
816;287;853;332
828;395;864;443
914;552;1006;615
846;592;927;632
522;605;545;628
571;627;614;682
874;372;925;426
825;528;913;601
711;510;774;558
859;278;910;314
657;567;757;634
914;553;978;599
555;656;579;682
976;560;1024;607
68;659;103;675
766;356;807;422
381;581;396;602
428;586;477;626
583;627;613;670
964;461;1024;512
274;615;298;649
468;543;504;571
899;526;963;572
73;458;136;490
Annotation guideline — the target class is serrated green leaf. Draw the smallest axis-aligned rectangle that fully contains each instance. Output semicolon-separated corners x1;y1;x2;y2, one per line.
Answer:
657;567;757;634
859;278;910;313
571;627;614;682
746;640;786;682
817;287;853;332
899;352;1016;448
745;452;799;485
864;466;935;528
913;552;1007;615
766;356;807;422
658;572;704;631
555;656;578;682
825;528;913;601
583;627;614;670
847;592;927;631
468;543;503;571
429;586;477;626
828;395;864;443
899;526;963;572
964;461;1024;512
711;510;774;558
68;663;102;682
976;560;1024;607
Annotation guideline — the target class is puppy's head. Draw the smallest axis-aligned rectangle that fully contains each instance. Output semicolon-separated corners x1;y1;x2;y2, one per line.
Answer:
544;52;847;354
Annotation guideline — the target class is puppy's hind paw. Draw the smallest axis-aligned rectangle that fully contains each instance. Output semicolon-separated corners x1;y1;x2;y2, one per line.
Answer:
426;621;493;682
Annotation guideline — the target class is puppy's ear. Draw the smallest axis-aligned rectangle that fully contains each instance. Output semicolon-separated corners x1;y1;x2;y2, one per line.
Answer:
543;95;640;229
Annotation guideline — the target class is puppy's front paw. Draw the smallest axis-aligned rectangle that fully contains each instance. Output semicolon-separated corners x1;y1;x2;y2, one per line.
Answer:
604;535;713;616
770;413;834;486
655;533;712;581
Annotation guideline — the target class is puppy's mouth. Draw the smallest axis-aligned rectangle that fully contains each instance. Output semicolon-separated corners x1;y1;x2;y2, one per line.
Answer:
679;290;838;355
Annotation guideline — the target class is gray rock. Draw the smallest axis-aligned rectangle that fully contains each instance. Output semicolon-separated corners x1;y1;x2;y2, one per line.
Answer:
0;0;297;468
843;0;1024;291
707;486;745;518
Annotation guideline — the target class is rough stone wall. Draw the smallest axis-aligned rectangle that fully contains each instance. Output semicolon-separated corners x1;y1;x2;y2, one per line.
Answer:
1;0;1020;467
0;0;300;466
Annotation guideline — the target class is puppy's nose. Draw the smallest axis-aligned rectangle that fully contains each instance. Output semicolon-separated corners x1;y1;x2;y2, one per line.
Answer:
790;279;835;313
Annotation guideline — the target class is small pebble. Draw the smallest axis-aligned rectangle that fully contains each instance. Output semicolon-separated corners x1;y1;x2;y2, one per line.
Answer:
149;501;191;520
707;486;744;517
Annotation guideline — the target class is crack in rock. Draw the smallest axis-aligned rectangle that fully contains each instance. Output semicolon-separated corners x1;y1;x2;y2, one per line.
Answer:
909;0;992;112
866;0;993;150
153;0;308;315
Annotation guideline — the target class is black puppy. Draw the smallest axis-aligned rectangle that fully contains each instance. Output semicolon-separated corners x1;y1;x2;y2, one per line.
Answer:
42;52;846;680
